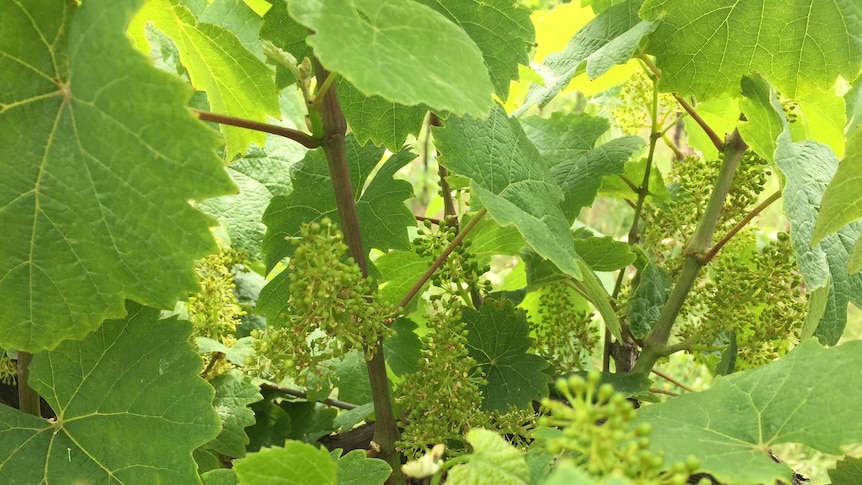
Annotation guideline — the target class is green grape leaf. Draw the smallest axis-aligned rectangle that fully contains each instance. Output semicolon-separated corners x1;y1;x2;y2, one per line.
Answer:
337;80;428;151
738;74;787;163
850;236;862;274
0;302;221;483
196;448;222;474
641;0;862;99
635;339;862;485
132;0;280;157
520;0;657;112
288;0;494;117
246;392;293;452
415;0;535;100
830;456;862;485
465;214;526;265
259;0;311;89
281;402;337;443
521;113;611;164
795;88;847;157
201;468;239;485
848;80;862;135
262;138;416;271
0;0;235;352
447;428;529;485
204;370;263;459
776;133;862;344
627;263;672;339
550;136;645;221
523;113;643;220
813;128;862;244
336;449;391;485
332;403;375;433
540;465;603;485
235;441;337;485
463;299;549;412
598;156;669;202
434;105;583;279
199;0;264;60
572;236;635;272
200;134;305;260
327;350;372;406
383;317;423;377
376;250;431;310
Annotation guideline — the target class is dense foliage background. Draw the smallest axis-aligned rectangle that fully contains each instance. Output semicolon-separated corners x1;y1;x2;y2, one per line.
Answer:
1;0;861;484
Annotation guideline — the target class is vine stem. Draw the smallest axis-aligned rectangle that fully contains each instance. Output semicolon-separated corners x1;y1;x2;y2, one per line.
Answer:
312;59;403;484
395;208;488;311
17;352;40;416
636;54;725;152
191;109;321;149
260;383;358;410
633;129;748;374
703;189;782;264
651;368;695;393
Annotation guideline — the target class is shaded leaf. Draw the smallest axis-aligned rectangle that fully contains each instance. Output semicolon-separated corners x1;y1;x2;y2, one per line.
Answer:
464;213;526;264
0;302;221;483
288;0;494;116
332;403;375;433
0;0;235;352
572;236;636;272
376;250;431;310
829;456;862;485
262;138;415;271
201;469;239;485
447;428;529;485
641;0;862;99
520;0;657;111
416;0;535;100
636;340;862;485
627;263;671;339
383;317;423;377
259;0;312;89
235;441;337;485
521;113;611;165
434;105;582;279
336;449;391;485
337;80;427;151
550;136;644;220
463;299;549;412
738;74;786;163
776;133;862;344
204;369;263;459
132;0;280;157
200;133;305;260
199;0;264;60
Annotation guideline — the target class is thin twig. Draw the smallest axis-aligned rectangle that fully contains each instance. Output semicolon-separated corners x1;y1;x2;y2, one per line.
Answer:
192;109;320;149
703;190;782;264
395;208;488;311
415;215;442;225
651;368;695;393
649;388;679;397
261;383;359;410
636;54;724;152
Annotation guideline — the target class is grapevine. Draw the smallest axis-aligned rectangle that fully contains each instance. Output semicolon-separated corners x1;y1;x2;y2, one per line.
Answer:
250;218;390;384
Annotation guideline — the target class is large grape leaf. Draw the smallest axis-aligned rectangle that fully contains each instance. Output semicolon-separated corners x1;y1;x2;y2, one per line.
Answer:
0;0;235;351
131;0;280;157
433;105;583;279
776;132;862;344
235;441;337;485
521;113;611;163
198;0;265;60
200;133;305;260
203;370;263;459
0;302;221;483
636;339;862;485
738;74;786;163
519;0;657;112
813;128;862;244
416;0;535;100
549;136;644;221
337;80;428;152
336;449;391;485
463;299;549;412
376;250;431;310
447;428;529;485
262;137;416;271
287;0;494;117
830;457;862;485
641;0;862;99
